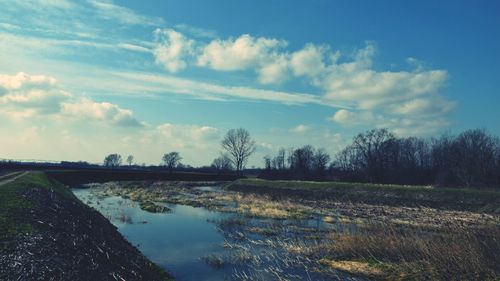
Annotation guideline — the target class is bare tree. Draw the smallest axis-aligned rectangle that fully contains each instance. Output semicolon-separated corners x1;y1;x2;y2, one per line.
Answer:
351;128;396;182
275;148;287;170
211;154;233;171
126;155;134;166
103;153;122;167
162;152;182;172
313;148;331;175
221;128;256;173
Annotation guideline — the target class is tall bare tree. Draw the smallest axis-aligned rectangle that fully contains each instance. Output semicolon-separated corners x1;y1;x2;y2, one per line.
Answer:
221;128;256;173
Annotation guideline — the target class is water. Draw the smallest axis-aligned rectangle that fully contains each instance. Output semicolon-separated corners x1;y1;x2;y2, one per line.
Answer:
72;188;361;281
73;188;232;281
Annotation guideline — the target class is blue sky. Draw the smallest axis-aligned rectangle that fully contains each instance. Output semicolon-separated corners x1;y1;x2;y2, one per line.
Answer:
0;0;499;166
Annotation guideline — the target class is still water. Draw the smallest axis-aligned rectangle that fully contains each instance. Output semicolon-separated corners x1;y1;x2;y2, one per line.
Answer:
73;188;232;281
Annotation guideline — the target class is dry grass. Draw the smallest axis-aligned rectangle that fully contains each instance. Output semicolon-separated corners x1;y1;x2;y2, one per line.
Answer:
323;224;500;280
224;193;312;219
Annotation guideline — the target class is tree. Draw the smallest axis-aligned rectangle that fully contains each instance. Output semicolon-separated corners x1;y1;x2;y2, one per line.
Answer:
313;148;331;177
274;148;287;170
453;129;497;186
289;145;315;175
126;155;134;166
211;154;233;171
162;152;182;172
221;128;256;173
103;153;122;167
350;128;396;182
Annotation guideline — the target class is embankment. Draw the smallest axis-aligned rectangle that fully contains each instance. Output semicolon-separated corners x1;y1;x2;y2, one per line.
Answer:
0;172;172;281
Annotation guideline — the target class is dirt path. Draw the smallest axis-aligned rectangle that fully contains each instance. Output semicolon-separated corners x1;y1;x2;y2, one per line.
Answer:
0;171;28;186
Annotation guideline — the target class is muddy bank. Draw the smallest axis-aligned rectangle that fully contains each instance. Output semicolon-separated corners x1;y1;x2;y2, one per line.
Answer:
0;172;172;281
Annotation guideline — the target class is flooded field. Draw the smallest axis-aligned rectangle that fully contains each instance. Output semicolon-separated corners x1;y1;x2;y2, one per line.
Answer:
72;180;499;281
73;186;359;281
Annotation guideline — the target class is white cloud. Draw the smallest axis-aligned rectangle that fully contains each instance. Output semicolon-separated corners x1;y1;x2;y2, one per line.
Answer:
389;97;455;116
257;55;289;84
111;71;334;106
61;98;144;127
197;34;286;71
87;0;164;26
289;124;310;133
117;43;151;53
153;28;195;72
330;108;451;136
0;72;143;127
0;72;70;116
290;44;327;77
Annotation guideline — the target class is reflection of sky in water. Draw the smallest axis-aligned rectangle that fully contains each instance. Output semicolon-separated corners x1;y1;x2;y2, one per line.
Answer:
73;188;362;281
73;189;231;281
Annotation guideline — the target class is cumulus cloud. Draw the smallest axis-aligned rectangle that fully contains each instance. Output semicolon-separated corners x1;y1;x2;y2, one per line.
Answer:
0;72;143;127
122;29;454;135
197;34;286;71
153;28;195;72
61;98;144;127
0;72;70;116
290;44;327;77
257;55;290;84
316;43;454;135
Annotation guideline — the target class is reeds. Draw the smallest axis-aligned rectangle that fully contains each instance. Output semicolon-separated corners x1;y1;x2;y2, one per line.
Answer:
324;224;500;280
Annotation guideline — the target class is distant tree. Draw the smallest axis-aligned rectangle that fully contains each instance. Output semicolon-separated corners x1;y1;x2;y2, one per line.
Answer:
162;152;182;172
126;155;134;166
264;155;272;170
221;128;256;174
313;148;331;177
211;154;233;171
453;129;498;186
351;128;396;182
103;153;122;167
290;145;315;174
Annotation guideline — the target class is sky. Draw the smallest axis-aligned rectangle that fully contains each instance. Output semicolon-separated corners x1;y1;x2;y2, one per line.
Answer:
1;0;499;167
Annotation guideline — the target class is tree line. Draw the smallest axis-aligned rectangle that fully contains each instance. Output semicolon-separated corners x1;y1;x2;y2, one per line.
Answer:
102;127;500;188
261;128;500;188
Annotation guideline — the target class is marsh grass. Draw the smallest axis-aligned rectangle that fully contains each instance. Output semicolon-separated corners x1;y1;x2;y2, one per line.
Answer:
323;224;500;280
224;193;313;219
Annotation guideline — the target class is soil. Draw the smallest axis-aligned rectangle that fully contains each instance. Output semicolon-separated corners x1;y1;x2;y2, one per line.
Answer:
0;185;172;281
